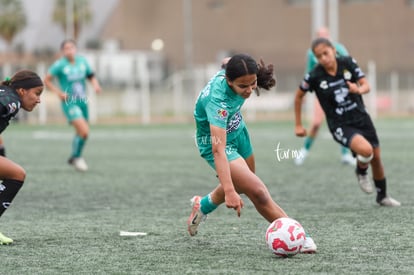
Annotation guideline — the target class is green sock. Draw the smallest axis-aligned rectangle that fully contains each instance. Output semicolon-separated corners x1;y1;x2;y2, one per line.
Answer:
340;146;349;156
200;194;218;215
72;135;86;158
304;137;314;150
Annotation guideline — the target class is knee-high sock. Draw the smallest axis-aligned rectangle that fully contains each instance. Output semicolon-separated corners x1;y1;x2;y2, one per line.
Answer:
200;193;218;215
0;179;23;217
72;135;86;158
375;178;387;202
340;145;349;155
304;137;314;150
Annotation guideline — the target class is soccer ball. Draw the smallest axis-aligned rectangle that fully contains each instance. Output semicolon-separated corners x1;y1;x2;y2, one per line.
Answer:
265;217;306;257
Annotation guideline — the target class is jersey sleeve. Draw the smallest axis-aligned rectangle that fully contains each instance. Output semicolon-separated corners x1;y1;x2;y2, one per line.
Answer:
346;56;365;81
0;104;8;117
299;73;313;93
48;60;62;77
81;56;94;77
204;98;228;129
0;100;20;118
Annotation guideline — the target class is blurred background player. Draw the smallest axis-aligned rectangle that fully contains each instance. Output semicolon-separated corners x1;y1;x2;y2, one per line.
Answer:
188;54;317;253
44;39;102;172
294;38;400;207
295;26;355;166
0;70;43;244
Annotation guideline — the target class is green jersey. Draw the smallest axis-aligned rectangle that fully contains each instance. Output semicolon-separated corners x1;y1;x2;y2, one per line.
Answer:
305;42;348;74
48;55;93;100
194;70;246;144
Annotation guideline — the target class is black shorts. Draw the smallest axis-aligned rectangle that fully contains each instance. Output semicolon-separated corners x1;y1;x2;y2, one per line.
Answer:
329;115;379;148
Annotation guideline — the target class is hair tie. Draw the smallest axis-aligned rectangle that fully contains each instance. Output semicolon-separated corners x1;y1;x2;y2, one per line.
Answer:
4;77;10;81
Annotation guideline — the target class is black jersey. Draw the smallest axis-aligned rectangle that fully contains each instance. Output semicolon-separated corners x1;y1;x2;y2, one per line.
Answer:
0;85;21;133
299;56;368;131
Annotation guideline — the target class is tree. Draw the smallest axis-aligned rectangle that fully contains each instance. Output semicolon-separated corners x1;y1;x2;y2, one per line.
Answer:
53;0;92;40
0;0;26;51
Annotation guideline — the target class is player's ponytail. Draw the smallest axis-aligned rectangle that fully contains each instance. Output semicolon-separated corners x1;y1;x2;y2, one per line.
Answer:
1;77;12;86
225;53;276;96
256;59;276;94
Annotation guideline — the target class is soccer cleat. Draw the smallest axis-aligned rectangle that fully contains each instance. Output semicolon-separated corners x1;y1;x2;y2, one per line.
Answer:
294;148;308;166
300;236;317;254
187;196;206;236
69;157;88;172
0;232;13;245
378;196;401;207
341;153;356;166
355;171;374;194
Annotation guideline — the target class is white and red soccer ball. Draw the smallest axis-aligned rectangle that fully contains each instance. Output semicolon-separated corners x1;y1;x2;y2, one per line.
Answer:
265;217;306;257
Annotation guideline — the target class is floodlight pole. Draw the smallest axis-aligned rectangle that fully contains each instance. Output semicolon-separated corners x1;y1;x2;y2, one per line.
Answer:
328;0;339;42
66;0;75;39
311;0;326;38
183;0;193;72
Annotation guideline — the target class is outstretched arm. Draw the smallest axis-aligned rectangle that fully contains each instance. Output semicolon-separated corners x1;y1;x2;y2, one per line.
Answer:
43;74;67;101
210;125;243;217
88;75;102;94
294;88;307;137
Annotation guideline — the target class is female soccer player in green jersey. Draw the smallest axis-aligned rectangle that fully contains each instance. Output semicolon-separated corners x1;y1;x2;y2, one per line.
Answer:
187;54;317;253
0;70;43;244
44;39;102;172
294;38;400;207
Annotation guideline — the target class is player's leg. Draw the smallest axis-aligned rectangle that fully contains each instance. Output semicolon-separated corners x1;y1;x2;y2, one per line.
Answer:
231;157;287;222
0;157;26;244
369;147;400;206
187;142;223;236
0;136;5;157
349;134;375;193
68;118;89;171
187;184;222;236
230;156;316;252
62;102;89;171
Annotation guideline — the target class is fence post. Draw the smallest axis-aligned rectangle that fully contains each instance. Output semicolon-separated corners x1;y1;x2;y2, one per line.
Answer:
137;54;150;124
367;60;377;119
390;71;399;113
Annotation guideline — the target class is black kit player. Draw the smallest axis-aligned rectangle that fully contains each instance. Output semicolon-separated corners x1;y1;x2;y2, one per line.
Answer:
0;70;43;244
294;37;400;207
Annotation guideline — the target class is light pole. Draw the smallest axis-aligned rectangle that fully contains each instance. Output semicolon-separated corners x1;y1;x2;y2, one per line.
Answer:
183;0;193;72
66;0;74;39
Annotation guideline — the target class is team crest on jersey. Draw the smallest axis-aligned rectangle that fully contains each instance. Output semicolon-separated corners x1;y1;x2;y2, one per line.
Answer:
216;108;228;120
320;80;328;89
343;69;352;80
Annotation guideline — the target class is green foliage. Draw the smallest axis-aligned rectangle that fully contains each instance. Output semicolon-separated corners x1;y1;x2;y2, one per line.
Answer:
0;0;26;45
0;119;413;274
52;0;92;39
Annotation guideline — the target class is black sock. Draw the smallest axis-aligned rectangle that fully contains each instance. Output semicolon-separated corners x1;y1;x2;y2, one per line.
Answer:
374;178;387;203
356;165;368;175
0;146;5;157
0;179;23;217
